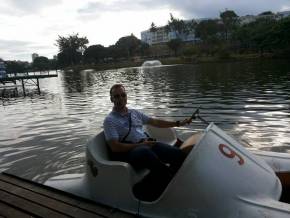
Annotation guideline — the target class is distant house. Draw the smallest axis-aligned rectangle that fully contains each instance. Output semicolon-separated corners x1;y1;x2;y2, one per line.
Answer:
239;10;290;25
276;10;290;19
239;15;257;25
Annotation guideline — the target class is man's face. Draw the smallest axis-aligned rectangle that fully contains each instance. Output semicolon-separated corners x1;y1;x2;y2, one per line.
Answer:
111;86;127;109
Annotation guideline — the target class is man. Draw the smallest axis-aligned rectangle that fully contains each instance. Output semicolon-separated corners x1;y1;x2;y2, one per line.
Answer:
103;84;192;201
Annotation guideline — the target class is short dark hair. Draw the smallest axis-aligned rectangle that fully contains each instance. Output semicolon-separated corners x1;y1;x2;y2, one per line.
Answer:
110;84;125;96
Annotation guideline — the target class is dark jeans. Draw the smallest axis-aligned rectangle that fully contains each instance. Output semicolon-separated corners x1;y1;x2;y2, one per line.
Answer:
111;142;186;201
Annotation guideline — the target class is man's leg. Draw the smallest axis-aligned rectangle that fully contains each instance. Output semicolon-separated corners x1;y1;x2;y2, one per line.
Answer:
126;145;172;201
126;145;171;175
151;142;186;175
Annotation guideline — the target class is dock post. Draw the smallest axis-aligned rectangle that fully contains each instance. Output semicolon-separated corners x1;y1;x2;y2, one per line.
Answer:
37;78;40;94
21;79;26;96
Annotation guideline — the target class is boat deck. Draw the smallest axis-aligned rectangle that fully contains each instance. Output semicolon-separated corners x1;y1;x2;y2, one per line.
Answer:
0;172;134;218
0;74;57;82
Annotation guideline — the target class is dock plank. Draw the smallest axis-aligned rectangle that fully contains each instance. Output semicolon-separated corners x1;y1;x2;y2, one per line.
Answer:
0;180;104;218
0;173;135;218
0;189;69;218
0;174;106;215
0;202;35;218
0;74;57;82
0;173;132;218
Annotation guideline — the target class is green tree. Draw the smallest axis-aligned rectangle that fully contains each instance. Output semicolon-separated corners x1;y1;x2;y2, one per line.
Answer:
5;61;29;74
106;45;117;60
220;10;239;40
84;44;107;63
114;34;141;58
49;58;58;71
259;11;274;16
32;56;49;71
139;42;150;56
263;17;290;54
195;19;220;41
55;33;89;66
233;17;277;55
56;33;88;53
167;38;182;56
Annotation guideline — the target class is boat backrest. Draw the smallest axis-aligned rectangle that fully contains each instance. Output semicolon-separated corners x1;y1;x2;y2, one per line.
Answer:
88;132;111;162
86;131;149;185
144;125;177;145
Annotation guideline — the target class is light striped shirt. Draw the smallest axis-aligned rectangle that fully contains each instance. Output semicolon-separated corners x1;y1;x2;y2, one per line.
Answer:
103;109;150;143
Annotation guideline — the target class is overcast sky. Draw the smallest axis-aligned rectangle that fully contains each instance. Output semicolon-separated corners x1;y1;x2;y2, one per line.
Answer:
1;0;290;62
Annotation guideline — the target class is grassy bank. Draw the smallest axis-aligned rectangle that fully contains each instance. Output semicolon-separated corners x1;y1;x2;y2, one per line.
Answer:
63;53;287;72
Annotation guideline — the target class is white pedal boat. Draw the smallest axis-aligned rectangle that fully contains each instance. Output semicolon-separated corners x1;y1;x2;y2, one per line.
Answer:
46;123;290;218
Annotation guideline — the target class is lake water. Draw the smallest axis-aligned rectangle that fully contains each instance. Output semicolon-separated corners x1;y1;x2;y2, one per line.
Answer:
0;59;290;183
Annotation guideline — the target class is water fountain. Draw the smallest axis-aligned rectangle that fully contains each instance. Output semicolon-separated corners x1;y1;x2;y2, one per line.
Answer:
141;60;162;67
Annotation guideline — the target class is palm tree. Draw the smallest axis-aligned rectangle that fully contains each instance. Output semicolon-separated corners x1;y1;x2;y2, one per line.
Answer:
150;22;157;32
165;13;186;38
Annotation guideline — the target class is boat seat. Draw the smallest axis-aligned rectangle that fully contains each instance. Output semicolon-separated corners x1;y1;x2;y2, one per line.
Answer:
86;132;149;185
144;125;177;146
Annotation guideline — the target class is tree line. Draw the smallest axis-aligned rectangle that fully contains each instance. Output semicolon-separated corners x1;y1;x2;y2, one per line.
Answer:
55;33;151;67
163;10;290;58
2;57;57;75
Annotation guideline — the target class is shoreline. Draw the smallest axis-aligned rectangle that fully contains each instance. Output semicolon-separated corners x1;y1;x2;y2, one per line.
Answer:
63;54;289;72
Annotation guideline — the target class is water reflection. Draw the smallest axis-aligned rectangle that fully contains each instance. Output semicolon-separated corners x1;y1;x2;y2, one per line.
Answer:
0;60;289;183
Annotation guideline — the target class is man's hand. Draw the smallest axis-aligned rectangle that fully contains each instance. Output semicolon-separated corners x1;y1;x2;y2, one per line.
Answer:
179;117;193;126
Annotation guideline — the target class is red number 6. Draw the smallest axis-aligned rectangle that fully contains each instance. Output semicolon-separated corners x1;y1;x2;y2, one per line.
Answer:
219;144;245;165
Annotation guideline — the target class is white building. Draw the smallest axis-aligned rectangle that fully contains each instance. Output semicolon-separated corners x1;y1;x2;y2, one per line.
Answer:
141;26;170;45
141;20;197;45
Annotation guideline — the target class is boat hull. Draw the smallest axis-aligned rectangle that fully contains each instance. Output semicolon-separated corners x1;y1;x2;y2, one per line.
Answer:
45;123;290;217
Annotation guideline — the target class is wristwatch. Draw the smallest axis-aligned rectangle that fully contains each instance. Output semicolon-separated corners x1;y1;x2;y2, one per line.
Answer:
175;121;180;127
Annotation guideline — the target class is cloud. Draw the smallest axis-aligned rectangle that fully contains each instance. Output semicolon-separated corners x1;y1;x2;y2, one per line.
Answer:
168;0;290;18
78;0;290;17
0;0;62;16
0;39;56;61
77;0;290;21
0;39;32;51
78;0;169;14
0;39;32;61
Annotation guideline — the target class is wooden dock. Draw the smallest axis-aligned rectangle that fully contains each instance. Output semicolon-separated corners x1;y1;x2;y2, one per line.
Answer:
0;72;58;96
0;172;134;218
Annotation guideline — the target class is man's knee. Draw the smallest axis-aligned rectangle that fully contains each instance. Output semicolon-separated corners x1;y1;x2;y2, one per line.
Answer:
153;142;185;159
128;145;157;163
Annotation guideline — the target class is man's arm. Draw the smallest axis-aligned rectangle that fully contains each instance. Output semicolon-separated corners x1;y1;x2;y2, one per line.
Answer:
107;139;155;152
147;117;192;128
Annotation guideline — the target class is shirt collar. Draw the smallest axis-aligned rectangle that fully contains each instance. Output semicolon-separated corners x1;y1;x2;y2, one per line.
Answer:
112;108;130;117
